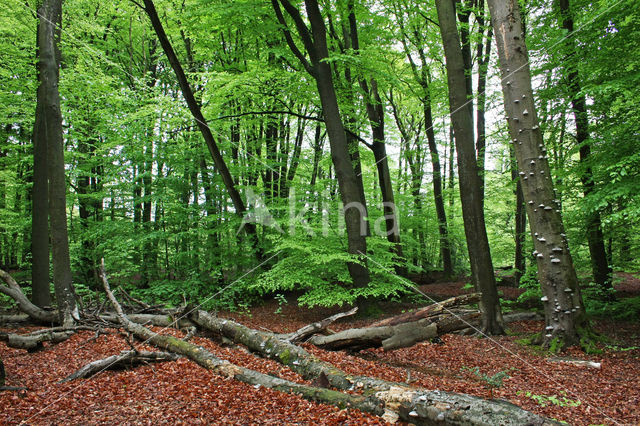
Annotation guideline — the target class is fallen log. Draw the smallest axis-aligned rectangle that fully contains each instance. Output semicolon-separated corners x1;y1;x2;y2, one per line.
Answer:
0;269;57;324
100;313;195;329
306;312;481;351
61;350;181;382
99;262;384;418
0;328;78;351
188;310;558;425
372;293;480;327
0;314;29;324
282;307;358;343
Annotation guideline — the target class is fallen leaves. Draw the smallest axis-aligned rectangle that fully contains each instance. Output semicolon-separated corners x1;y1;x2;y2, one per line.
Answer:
1;291;639;425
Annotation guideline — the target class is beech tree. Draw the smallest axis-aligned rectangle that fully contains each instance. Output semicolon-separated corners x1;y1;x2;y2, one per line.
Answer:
556;0;611;292
33;0;78;326
391;0;454;276
488;0;589;348
272;0;371;291
436;0;504;334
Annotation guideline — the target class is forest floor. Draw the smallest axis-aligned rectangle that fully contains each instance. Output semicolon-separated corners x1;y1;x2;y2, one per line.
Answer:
1;275;639;425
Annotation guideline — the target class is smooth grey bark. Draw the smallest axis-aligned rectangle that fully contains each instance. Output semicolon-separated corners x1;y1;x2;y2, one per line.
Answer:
346;6;403;266
273;0;370;290
488;0;589;349
556;0;611;292
475;0;493;204
436;0;504;334
31;10;51;309
36;0;77;326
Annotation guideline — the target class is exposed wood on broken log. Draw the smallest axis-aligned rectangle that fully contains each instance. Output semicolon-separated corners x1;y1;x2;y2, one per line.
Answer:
61;350;181;382
188;310;558;425
547;357;602;369
372;293;480;327
282;307;358;343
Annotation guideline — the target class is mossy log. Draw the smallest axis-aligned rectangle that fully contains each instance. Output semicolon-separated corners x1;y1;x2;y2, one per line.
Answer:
189;310;558;425
100;264;384;417
61;350;181;382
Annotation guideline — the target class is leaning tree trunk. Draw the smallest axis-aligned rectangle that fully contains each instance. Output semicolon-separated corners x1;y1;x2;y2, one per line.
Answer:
488;0;589;349
557;0;611;292
142;0;261;257
36;0;77;327
273;0;371;291
436;0;504;335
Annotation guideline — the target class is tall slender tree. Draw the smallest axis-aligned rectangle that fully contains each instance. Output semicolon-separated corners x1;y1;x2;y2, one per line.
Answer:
141;0;261;257
392;1;454;276
272;0;371;291
436;0;504;334
346;3;403;267
488;0;589;349
35;0;77;326
556;0;611;292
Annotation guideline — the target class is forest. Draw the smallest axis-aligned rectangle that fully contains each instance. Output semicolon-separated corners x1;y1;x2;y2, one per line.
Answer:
1;0;639;424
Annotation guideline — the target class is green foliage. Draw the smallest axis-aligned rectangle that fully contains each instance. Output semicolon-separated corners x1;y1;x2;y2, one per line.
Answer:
517;391;581;408
581;279;640;320
460;366;511;398
273;293;288;314
248;226;410;307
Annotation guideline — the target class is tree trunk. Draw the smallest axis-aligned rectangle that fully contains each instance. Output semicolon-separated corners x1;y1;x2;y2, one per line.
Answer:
363;80;405;268
62;351;180;382
475;0;493;204
37;0;77;327
488;0;589;349
424;89;454;277
511;147;527;286
436;0;503;334
273;0;370;291
142;0;261;256
394;6;454;276
347;7;403;265
31;12;51;309
556;0;611;292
